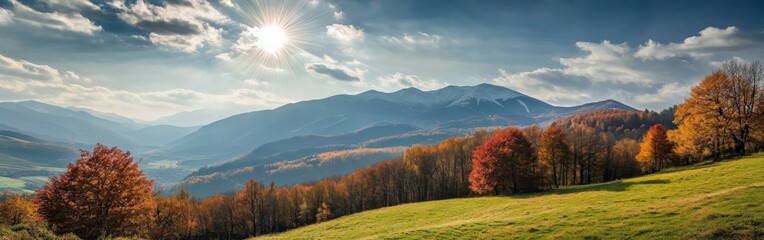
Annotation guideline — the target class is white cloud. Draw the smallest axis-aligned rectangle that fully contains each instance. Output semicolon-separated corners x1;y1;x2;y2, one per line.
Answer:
220;0;235;8
231;89;291;106
326;24;364;43
493;68;594;104
305;55;366;82
46;0;100;12
260;65;285;73
633;82;694;104
333;11;344;20
110;0;227;52
0;54;79;83
490;27;749;109
710;56;747;68
0;54;291;120
379;72;446;90
635;26;764;60
5;0;101;34
382;32;443;48
148;29;222;53
215;53;232;62
560;41;651;84
243;78;269;86
0;8;13;25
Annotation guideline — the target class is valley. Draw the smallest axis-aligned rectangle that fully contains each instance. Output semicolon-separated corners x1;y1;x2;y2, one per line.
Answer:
0;84;635;196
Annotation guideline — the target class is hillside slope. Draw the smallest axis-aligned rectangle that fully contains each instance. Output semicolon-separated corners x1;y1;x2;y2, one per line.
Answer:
258;153;764;239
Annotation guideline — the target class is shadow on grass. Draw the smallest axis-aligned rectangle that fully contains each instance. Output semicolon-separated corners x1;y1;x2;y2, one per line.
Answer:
507;179;671;199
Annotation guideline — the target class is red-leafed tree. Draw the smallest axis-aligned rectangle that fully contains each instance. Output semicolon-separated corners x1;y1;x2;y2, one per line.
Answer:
35;144;156;239
469;128;538;195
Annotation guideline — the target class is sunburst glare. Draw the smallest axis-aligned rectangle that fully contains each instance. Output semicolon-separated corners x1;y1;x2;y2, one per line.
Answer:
256;25;288;56
230;0;325;77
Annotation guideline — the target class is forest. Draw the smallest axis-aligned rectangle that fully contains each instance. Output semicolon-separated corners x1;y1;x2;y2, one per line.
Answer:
0;59;762;239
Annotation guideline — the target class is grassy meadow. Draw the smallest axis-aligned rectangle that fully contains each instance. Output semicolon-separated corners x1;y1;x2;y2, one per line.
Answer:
0;176;51;194
258;153;764;239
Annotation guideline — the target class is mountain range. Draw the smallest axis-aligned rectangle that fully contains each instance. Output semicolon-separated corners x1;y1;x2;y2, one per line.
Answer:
164;84;631;160
162;84;635;197
0;84;635;196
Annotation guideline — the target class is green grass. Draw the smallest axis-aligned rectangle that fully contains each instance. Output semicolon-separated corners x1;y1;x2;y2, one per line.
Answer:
258;153;764;239
0;175;51;193
0;176;29;192
0;224;80;240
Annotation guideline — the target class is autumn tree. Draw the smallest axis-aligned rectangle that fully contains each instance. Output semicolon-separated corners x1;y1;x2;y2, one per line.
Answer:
608;139;641;180
0;194;39;225
538;126;570;188
35;144;155;239
403;145;437;200
237;179;262;236
722;60;764;154
637;124;675;173
673;59;764;158
669;111;713;162
567;125;607;185
297;198;312;226
523;125;543;150
315;202;331;223
673;71;733;160
153;191;193;240
469;128;538;195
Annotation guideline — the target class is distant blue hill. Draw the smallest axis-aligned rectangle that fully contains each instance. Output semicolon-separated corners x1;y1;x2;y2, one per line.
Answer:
165;83;633;161
165;84;635;197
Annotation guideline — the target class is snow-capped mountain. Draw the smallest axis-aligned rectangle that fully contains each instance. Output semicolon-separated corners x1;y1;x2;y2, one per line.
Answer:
162;84;634;162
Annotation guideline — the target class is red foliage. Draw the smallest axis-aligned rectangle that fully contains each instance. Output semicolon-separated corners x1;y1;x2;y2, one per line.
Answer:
35;144;155;239
469;128;535;195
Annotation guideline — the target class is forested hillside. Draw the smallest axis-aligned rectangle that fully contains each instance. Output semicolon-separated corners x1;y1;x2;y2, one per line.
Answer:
258;153;764;239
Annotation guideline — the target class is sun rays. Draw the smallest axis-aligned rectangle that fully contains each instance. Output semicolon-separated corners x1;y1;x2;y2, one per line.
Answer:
230;0;324;77
256;25;288;56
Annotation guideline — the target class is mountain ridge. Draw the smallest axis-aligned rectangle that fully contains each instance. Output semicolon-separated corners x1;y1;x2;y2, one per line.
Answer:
164;84;634;162
167;84;636;196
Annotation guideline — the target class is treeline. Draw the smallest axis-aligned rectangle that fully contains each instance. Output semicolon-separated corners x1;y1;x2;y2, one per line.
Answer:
0;60;761;240
0;116;667;239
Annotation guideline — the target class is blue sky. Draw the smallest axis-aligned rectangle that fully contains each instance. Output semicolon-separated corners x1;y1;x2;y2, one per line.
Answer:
0;0;763;121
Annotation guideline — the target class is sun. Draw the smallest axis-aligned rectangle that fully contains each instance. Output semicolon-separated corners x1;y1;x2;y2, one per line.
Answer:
256;25;289;56
232;0;323;75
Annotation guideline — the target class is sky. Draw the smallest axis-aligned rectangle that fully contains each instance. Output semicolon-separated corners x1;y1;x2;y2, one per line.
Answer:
0;0;763;121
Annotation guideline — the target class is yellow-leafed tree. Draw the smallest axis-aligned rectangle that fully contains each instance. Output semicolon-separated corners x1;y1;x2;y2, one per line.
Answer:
0;194;39;225
637;124;675;173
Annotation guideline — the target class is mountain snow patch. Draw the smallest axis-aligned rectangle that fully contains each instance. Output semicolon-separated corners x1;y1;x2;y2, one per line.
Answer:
516;99;530;113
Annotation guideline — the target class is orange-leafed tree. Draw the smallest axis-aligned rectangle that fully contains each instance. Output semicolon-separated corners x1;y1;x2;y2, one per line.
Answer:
35;144;156;239
237;179;263;236
0;194;40;225
153;189;193;240
403;145;437;201
636;124;675;173
672;60;764;158
538;126;570;188
469;128;537;195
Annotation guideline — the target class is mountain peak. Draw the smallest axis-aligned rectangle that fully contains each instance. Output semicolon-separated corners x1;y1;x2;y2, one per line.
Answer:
573;99;636;111
397;87;424;92
354;83;529;107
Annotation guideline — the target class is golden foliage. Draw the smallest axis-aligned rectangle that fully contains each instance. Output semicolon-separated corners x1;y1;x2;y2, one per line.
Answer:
0;194;39;225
